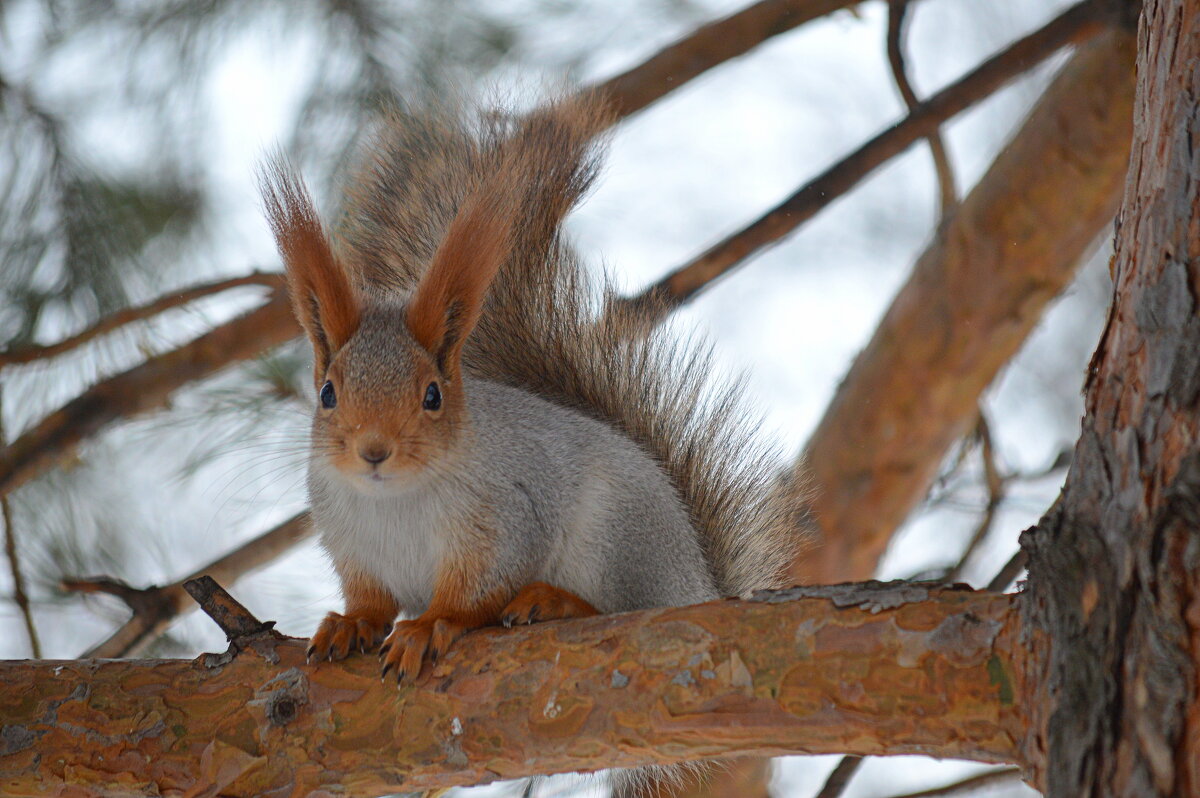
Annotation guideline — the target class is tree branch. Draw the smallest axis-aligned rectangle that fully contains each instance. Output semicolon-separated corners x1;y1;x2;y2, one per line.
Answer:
945;414;1006;583
883;766;1022;798
183;575;273;639
589;0;866;121
795;27;1135;584
808;538;1032;798
0;583;1027;797
0;272;284;367
63;511;311;658
616;0;1106;318
814;755;864;798
0;387;39;658
0;288;300;499
886;0;957;217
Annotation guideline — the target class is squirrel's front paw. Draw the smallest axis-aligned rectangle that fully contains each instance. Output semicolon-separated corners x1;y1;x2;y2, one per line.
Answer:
307;612;392;662
379;616;467;684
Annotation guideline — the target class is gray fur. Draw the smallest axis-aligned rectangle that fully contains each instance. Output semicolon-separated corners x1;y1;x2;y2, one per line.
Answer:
312;375;719;614
333;94;807;601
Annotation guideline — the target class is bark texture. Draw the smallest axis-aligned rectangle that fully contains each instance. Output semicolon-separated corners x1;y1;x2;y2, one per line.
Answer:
797;28;1135;584
1019;1;1200;794
0;584;1026;796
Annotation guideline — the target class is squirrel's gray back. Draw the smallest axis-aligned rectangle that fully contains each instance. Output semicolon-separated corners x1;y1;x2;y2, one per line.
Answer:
335;94;806;597
469;378;718;610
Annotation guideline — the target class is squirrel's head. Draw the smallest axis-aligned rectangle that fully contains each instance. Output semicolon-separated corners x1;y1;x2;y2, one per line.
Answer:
260;156;515;491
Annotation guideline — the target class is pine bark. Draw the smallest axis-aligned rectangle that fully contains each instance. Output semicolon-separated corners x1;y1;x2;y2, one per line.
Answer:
1019;0;1200;794
0;584;1025;796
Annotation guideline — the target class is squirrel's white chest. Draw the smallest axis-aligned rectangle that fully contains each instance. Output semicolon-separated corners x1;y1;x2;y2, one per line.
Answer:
311;469;450;614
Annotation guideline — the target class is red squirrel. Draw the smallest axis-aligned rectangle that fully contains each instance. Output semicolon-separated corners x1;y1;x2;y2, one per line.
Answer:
261;94;805;693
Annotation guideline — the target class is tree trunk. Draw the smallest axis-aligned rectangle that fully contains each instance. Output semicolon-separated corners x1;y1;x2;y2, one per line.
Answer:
1019;0;1200;794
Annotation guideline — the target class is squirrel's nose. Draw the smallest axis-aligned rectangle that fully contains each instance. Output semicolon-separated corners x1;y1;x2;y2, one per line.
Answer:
358;443;392;465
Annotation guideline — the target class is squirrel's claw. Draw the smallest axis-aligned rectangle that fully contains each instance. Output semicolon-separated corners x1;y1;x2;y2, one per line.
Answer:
500;582;599;627
309;611;391;663
379;616;468;685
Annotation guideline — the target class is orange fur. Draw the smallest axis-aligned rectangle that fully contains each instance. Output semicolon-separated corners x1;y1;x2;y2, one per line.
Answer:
308;558;399;662
260;157;360;380
380;532;511;683
405;164;519;376
315;347;465;482
500;581;600;626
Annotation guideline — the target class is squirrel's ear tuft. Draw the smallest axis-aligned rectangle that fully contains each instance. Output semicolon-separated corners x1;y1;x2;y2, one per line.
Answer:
406;177;516;375
259;156;360;379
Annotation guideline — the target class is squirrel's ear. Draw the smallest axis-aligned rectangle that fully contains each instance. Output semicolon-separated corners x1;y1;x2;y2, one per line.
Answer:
406;181;515;375
260;157;360;380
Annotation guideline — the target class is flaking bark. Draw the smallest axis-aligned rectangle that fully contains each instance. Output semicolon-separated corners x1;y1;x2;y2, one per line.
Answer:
0;584;1025;797
1019;0;1200;794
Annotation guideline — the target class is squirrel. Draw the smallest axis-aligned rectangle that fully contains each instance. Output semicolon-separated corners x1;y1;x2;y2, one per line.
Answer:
260;93;805;696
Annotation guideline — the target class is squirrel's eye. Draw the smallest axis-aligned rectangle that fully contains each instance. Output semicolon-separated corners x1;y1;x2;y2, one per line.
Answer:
422;382;441;411
320;381;337;409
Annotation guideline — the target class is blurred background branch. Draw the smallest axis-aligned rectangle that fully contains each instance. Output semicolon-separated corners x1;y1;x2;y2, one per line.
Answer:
885;0;957;217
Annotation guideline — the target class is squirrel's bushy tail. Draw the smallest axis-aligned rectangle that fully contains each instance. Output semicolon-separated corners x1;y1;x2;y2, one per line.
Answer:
336;92;805;597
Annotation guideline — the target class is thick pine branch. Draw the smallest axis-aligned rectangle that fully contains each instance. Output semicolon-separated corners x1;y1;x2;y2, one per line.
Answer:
794;27;1135;584
0;583;1025;797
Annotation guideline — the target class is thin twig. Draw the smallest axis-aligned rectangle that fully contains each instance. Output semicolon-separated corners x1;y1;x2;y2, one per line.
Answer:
66;511;311;658
0;387;41;657
946;413;1005;582
618;0;1105;319
0;272;285;367
936;419;1068;586
590;0;868;120
985;549;1028;593
183;576;270;640
886;0;957;216
880;766;1023;798
814;756;864;798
